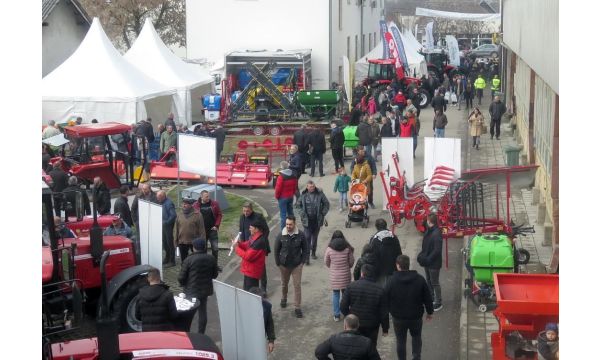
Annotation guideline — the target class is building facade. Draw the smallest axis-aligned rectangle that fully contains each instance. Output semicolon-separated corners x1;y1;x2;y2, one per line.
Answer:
42;0;90;77
186;0;382;90
501;0;558;271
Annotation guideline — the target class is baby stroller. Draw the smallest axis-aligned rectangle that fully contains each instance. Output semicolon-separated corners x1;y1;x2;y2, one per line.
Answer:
345;182;369;228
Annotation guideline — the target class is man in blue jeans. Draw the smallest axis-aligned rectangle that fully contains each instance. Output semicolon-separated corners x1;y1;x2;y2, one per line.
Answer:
433;109;448;138
385;255;434;360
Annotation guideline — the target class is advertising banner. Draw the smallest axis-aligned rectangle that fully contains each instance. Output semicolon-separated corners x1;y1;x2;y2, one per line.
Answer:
445;35;461;66
388;21;409;71
425;22;435;50
379;20;389;58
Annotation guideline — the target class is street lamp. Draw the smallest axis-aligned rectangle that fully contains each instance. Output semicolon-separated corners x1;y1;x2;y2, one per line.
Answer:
479;0;497;14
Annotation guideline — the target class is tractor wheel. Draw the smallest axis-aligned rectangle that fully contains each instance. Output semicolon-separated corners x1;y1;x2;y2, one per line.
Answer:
516;248;531;265
269;126;282;136
478;304;488;313
490;51;499;58
111;276;148;333
252;126;265;136
418;89;431;108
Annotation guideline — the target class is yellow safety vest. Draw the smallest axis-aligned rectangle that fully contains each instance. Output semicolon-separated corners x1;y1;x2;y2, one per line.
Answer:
474;78;486;90
491;78;501;91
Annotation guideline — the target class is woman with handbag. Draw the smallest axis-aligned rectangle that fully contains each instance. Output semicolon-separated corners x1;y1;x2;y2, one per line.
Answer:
468;107;485;150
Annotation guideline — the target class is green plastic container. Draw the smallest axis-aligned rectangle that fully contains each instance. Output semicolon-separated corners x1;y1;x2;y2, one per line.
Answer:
296;90;340;106
469;234;514;284
503;145;522;166
343;125;359;148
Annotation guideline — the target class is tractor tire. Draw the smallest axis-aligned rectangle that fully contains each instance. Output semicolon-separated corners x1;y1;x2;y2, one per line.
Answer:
418;89;431;108
490;51;499;58
252;126;265;136
110;276;148;333
516;248;531;265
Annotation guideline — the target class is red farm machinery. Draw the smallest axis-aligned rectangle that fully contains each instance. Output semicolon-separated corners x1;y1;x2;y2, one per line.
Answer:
380;152;537;267
365;58;431;108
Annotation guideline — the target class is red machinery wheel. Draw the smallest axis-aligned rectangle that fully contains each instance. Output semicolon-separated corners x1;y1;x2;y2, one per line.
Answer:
252;126;265;136
269;126;282;136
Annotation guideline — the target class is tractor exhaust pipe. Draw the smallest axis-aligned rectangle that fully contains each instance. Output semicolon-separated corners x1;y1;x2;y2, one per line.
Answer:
97;251;120;360
90;188;104;266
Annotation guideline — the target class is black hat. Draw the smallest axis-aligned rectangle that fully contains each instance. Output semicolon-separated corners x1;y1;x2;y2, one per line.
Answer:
182;196;195;204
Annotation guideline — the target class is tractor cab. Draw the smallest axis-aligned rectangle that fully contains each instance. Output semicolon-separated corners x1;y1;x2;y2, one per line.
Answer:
366;58;402;86
59;122;138;189
421;49;459;80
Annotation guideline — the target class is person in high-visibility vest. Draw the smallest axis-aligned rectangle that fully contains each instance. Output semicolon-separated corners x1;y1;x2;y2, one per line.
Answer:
474;74;487;105
491;75;501;99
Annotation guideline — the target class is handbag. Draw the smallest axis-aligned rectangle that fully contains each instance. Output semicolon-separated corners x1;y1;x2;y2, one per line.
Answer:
444;91;451;101
482;124;488;134
451;93;458;103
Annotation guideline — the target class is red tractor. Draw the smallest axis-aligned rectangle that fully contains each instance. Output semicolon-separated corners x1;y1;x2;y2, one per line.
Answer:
365;58;432;108
54;122;141;189
421;49;462;82
42;182;154;336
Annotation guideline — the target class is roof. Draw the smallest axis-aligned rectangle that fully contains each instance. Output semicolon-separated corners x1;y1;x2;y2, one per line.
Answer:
226;49;312;58
42;0;91;24
63;122;132;138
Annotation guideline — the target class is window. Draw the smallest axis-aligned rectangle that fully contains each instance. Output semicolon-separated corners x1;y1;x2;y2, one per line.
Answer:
374;32;377;45
347;36;350;60
338;0;342;30
369;33;372;51
355;35;358;61
533;76;556;175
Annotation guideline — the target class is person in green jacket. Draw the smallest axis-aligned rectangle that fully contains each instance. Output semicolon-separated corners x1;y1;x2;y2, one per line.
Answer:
333;168;351;212
491;75;501;99
474;74;487;105
160;125;178;158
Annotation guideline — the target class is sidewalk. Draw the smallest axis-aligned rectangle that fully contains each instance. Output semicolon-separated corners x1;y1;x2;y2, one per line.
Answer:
459;96;554;360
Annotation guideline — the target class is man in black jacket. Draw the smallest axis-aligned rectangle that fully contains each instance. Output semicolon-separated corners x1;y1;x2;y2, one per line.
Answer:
113;185;133;227
330;122;345;173
49;161;69;216
239;202;270;292
431;91;447;114
177;239;218;334
136;267;178;332
293;124;309;173
355;119;373;158
340;264;388;347
274;216;309;318
385;255;434;360
63;176;91;218
92;176;111;215
210;125;226;161
417;213;443;312
308;129;326;177
369;219;402;286
488;95;507;140
315;314;381;360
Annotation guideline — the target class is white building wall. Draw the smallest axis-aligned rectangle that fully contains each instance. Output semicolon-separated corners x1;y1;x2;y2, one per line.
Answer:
502;0;558;94
331;0;382;86
186;0;329;89
42;1;89;77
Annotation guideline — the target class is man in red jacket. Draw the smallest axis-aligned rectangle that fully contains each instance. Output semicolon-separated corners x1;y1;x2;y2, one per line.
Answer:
233;220;268;290
275;161;298;230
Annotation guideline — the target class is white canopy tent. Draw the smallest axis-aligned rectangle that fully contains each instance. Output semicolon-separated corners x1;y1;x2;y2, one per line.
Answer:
415;7;501;21
355;36;428;81
42;18;176;125
403;29;423;53
125;19;215;126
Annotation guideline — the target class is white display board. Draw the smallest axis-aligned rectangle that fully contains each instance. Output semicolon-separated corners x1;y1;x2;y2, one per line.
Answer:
138;199;163;275
381;137;414;209
213;280;267;360
178;134;216;177
423;137;462;180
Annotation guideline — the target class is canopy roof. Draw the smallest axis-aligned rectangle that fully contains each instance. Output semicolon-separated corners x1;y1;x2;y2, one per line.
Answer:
415;7;500;21
42;18;175;102
124;18;213;90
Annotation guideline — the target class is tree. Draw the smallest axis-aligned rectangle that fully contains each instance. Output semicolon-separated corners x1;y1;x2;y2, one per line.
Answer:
80;0;185;51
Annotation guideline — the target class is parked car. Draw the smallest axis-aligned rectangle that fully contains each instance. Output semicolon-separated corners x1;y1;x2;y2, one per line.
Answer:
467;44;499;58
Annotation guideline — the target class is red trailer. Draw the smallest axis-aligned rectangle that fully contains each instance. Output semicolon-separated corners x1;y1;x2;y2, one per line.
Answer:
491;273;559;359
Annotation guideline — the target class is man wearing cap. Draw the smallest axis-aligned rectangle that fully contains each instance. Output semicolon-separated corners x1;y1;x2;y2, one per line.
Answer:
194;190;223;271
239;202;270;292
92;177;111;215
157;190;177;268
131;183;157;244
178;239;219;334
103;214;133;239
176;197;206;262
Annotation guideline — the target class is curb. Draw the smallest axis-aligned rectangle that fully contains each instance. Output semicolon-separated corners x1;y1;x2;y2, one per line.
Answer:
459;236;469;360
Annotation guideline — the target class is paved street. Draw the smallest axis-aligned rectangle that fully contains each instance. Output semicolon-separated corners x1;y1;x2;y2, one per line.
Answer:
194;100;472;359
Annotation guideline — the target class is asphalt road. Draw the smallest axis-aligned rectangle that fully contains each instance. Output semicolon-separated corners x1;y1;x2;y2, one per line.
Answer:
193;102;469;359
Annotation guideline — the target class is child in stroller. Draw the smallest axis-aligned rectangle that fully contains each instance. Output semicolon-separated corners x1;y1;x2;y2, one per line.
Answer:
345;181;370;228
